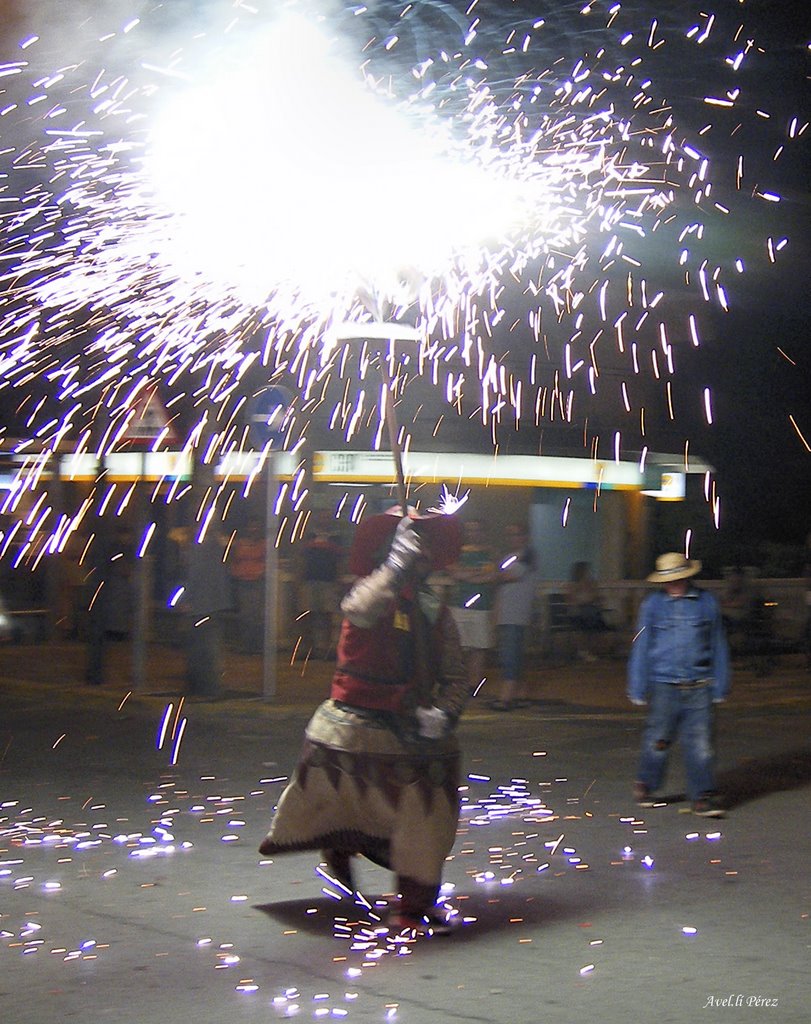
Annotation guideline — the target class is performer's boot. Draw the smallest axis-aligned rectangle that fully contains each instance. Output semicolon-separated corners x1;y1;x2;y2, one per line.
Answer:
318;849;355;894
388;876;452;935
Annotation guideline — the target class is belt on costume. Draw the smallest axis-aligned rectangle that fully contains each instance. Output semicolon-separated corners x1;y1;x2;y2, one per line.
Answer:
332;700;402;722
666;679;710;689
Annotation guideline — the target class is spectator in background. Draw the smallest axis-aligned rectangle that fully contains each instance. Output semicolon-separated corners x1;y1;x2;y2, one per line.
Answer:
185;527;232;696
627;552;730;818
720;567;757;629
449;518;497;691
85;522;136;685
298;510;343;660
489;523;537;711
566;560;609;661
229;516;266;654
719;565;761;659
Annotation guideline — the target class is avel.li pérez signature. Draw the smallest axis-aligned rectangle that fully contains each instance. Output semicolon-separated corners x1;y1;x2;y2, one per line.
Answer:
704;995;779;1009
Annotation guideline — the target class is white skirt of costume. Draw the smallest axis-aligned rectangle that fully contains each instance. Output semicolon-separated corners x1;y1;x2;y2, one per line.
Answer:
259;699;460;888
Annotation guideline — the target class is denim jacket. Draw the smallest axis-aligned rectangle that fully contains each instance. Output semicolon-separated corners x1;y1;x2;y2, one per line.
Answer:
627;586;730;703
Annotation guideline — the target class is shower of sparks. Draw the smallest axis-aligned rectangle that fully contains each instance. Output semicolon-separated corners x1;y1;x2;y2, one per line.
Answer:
2;735;755;1020
0;767;578;993
0;0;805;579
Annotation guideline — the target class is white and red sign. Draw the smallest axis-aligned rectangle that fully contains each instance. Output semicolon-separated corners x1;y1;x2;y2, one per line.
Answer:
124;389;178;447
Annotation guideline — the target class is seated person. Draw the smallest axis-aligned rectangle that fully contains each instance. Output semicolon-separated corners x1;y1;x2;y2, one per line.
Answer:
720;567;764;658
720;567;757;629
565;561;609;661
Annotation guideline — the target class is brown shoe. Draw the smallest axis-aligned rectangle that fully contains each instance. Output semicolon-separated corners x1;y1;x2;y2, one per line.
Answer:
633;782;657;808
691;797;726;819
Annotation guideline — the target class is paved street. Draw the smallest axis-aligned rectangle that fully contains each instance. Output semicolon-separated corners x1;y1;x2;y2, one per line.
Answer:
1;645;809;1023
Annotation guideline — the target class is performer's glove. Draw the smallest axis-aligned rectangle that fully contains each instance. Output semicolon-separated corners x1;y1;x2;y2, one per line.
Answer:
385;517;422;576
628;698;647;706
416;705;450;740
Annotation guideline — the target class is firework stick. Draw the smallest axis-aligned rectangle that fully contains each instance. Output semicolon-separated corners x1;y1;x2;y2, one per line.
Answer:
330;320;418;516
332;321;432;708
378;355;408;514
378;354;433;710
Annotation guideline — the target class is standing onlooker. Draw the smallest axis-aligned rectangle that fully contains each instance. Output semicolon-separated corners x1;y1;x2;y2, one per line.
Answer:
85;522;136;685
185;528;232;696
229;516;266;654
627;552;730;818
298;510;343;659
489;524;537;710
449;518;497;690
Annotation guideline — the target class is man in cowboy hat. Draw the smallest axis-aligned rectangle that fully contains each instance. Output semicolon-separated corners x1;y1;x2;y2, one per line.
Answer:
259;504;469;935
627;552;730;817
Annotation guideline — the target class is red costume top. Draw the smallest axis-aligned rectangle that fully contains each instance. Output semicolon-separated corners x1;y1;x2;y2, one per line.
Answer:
331;595;449;713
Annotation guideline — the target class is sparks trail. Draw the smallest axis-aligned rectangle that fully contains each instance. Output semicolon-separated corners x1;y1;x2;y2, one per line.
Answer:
0;1;805;560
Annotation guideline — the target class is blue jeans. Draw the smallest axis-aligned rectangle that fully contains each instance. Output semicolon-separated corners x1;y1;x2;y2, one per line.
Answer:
498;624;526;681
636;682;716;801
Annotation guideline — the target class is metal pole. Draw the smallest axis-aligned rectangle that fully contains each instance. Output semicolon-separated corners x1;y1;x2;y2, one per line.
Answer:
132;449;149;690
263;450;278;701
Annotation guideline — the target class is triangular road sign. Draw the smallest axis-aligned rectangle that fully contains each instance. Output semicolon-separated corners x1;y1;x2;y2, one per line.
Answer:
124;389;179;446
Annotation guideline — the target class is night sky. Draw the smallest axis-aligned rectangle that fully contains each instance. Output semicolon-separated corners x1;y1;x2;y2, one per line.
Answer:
616;1;810;554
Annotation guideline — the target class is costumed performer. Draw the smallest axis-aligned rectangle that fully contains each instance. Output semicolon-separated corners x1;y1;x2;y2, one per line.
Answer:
259;503;469;935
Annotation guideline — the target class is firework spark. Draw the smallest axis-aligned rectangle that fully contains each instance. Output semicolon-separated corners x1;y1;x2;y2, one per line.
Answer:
0;1;805;568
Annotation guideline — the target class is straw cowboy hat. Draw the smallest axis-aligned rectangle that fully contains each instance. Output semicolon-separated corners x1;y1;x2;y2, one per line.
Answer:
348;506;462;577
647;552;702;583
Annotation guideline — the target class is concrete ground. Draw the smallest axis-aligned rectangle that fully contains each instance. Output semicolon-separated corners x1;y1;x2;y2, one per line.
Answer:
1;639;809;1023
